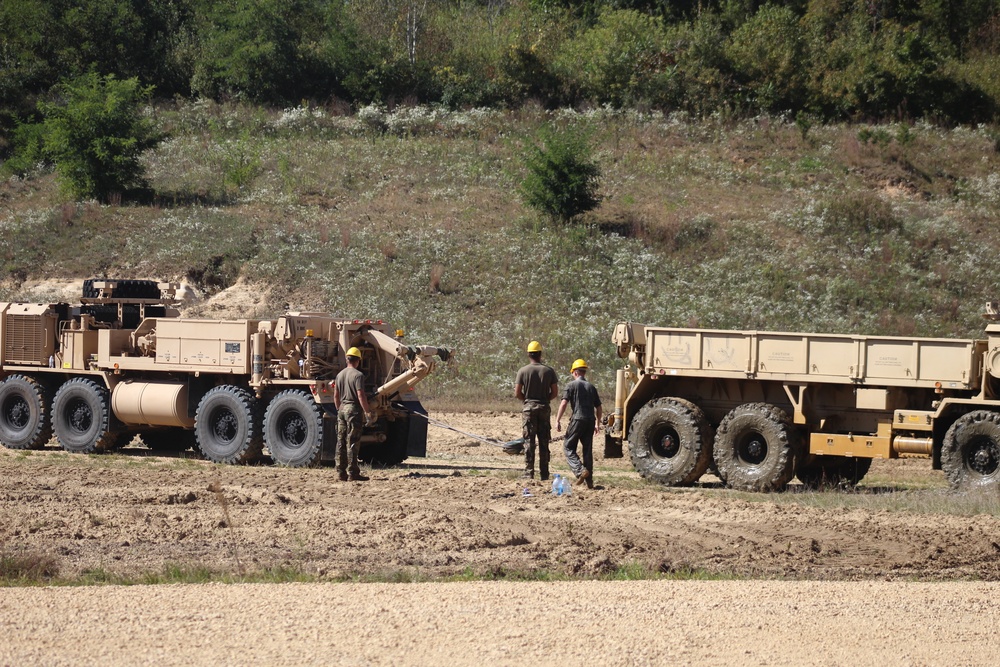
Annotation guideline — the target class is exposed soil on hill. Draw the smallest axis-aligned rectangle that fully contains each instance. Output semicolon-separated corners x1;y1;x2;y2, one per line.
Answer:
4;411;1000;582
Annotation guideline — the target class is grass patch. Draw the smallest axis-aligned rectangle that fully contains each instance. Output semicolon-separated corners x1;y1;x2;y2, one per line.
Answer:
0;556;736;588
0;550;61;585
1;559;316;588
720;485;1000;518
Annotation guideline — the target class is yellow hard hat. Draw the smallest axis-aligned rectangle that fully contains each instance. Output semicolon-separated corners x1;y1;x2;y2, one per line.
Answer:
526;340;543;353
346;347;362;359
571;358;588;372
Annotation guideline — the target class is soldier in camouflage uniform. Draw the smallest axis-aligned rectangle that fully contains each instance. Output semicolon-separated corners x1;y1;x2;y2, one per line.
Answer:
514;340;559;480
333;347;373;481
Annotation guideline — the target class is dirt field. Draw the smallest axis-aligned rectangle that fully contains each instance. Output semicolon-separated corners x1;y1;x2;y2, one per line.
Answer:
4;411;1000;581
4;411;1000;664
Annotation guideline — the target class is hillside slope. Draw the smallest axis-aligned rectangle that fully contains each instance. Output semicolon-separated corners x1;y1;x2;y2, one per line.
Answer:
2;103;999;403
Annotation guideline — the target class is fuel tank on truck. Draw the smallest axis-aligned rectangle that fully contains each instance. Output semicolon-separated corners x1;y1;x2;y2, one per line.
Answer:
111;380;194;428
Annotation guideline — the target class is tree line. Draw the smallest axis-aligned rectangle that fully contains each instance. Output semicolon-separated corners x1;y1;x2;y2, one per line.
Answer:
2;0;999;137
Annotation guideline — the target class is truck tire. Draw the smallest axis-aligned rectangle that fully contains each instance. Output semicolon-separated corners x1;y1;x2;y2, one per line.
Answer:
796;455;872;489
141;428;197;452
263;390;323;468
0;374;52;450
714;403;800;492
628;397;713;486
82;278;160;300
942;410;1000;490
52;378;120;454
194;385;264;464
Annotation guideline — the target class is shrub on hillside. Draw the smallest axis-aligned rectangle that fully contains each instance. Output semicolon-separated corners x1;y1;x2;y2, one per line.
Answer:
519;124;601;223
36;72;161;202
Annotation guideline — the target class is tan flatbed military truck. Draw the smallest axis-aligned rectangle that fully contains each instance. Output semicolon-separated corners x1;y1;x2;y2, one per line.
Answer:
0;279;449;467
605;303;1000;491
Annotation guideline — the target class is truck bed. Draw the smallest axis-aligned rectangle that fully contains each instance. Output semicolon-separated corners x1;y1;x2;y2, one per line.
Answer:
643;327;985;390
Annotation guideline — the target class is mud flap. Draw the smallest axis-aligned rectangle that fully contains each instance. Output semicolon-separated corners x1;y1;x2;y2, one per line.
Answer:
604;433;624;458
320;406;337;464
401;400;427;458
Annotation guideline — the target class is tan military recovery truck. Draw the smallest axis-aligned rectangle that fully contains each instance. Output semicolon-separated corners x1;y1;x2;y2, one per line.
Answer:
606;303;1000;491
0;279;449;467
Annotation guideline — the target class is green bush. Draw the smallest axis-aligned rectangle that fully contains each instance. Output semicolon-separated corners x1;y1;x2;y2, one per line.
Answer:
553;9;672;107
37;72;161;202
519;124;601;223
662;12;733;114
726;4;805;112
3;119;47;176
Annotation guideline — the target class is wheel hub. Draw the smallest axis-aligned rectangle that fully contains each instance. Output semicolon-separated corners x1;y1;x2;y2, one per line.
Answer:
280;414;307;447
737;432;768;465
653;429;680;459
213;411;238;444
968;438;1000;476
5;397;29;429
68;400;92;433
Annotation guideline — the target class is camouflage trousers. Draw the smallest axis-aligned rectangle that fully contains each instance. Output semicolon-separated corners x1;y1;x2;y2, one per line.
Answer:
337;404;363;476
564;418;595;487
522;401;551;479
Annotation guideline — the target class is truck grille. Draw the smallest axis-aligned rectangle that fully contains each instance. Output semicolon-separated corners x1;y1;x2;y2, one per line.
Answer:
3;315;44;364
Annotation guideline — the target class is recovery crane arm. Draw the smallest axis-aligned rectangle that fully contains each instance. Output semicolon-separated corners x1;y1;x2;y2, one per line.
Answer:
361;328;451;406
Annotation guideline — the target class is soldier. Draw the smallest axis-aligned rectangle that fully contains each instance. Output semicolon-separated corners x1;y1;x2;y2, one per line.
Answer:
514;340;559;480
333;346;373;482
555;359;602;488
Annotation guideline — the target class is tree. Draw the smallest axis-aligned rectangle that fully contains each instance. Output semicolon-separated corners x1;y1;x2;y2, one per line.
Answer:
554;9;672;107
38;72;161;202
519;124;602;223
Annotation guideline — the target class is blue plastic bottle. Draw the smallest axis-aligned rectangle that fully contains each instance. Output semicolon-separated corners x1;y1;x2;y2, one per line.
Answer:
551;474;562;496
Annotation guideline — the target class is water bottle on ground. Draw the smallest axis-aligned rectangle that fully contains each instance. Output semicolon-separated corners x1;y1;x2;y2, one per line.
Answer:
551;474;562;496
561;476;572;497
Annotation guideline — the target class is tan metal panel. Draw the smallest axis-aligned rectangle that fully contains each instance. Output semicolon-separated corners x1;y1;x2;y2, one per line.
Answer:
702;332;751;372
756;335;808;374
648;330;701;369
916;340;978;385
805;337;859;378
864;339;917;381
154;319;253;370
856;388;888;410
156;338;181;364
809;432;891;458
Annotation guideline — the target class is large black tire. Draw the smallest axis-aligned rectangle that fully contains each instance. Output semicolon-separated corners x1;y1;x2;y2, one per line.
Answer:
140;428;197;452
52;378;120;454
796;455;872;489
263;390;323;467
628;397;713;486
194;385;264;464
714;402;800;492
0;374;52;450
942;410;1000;490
